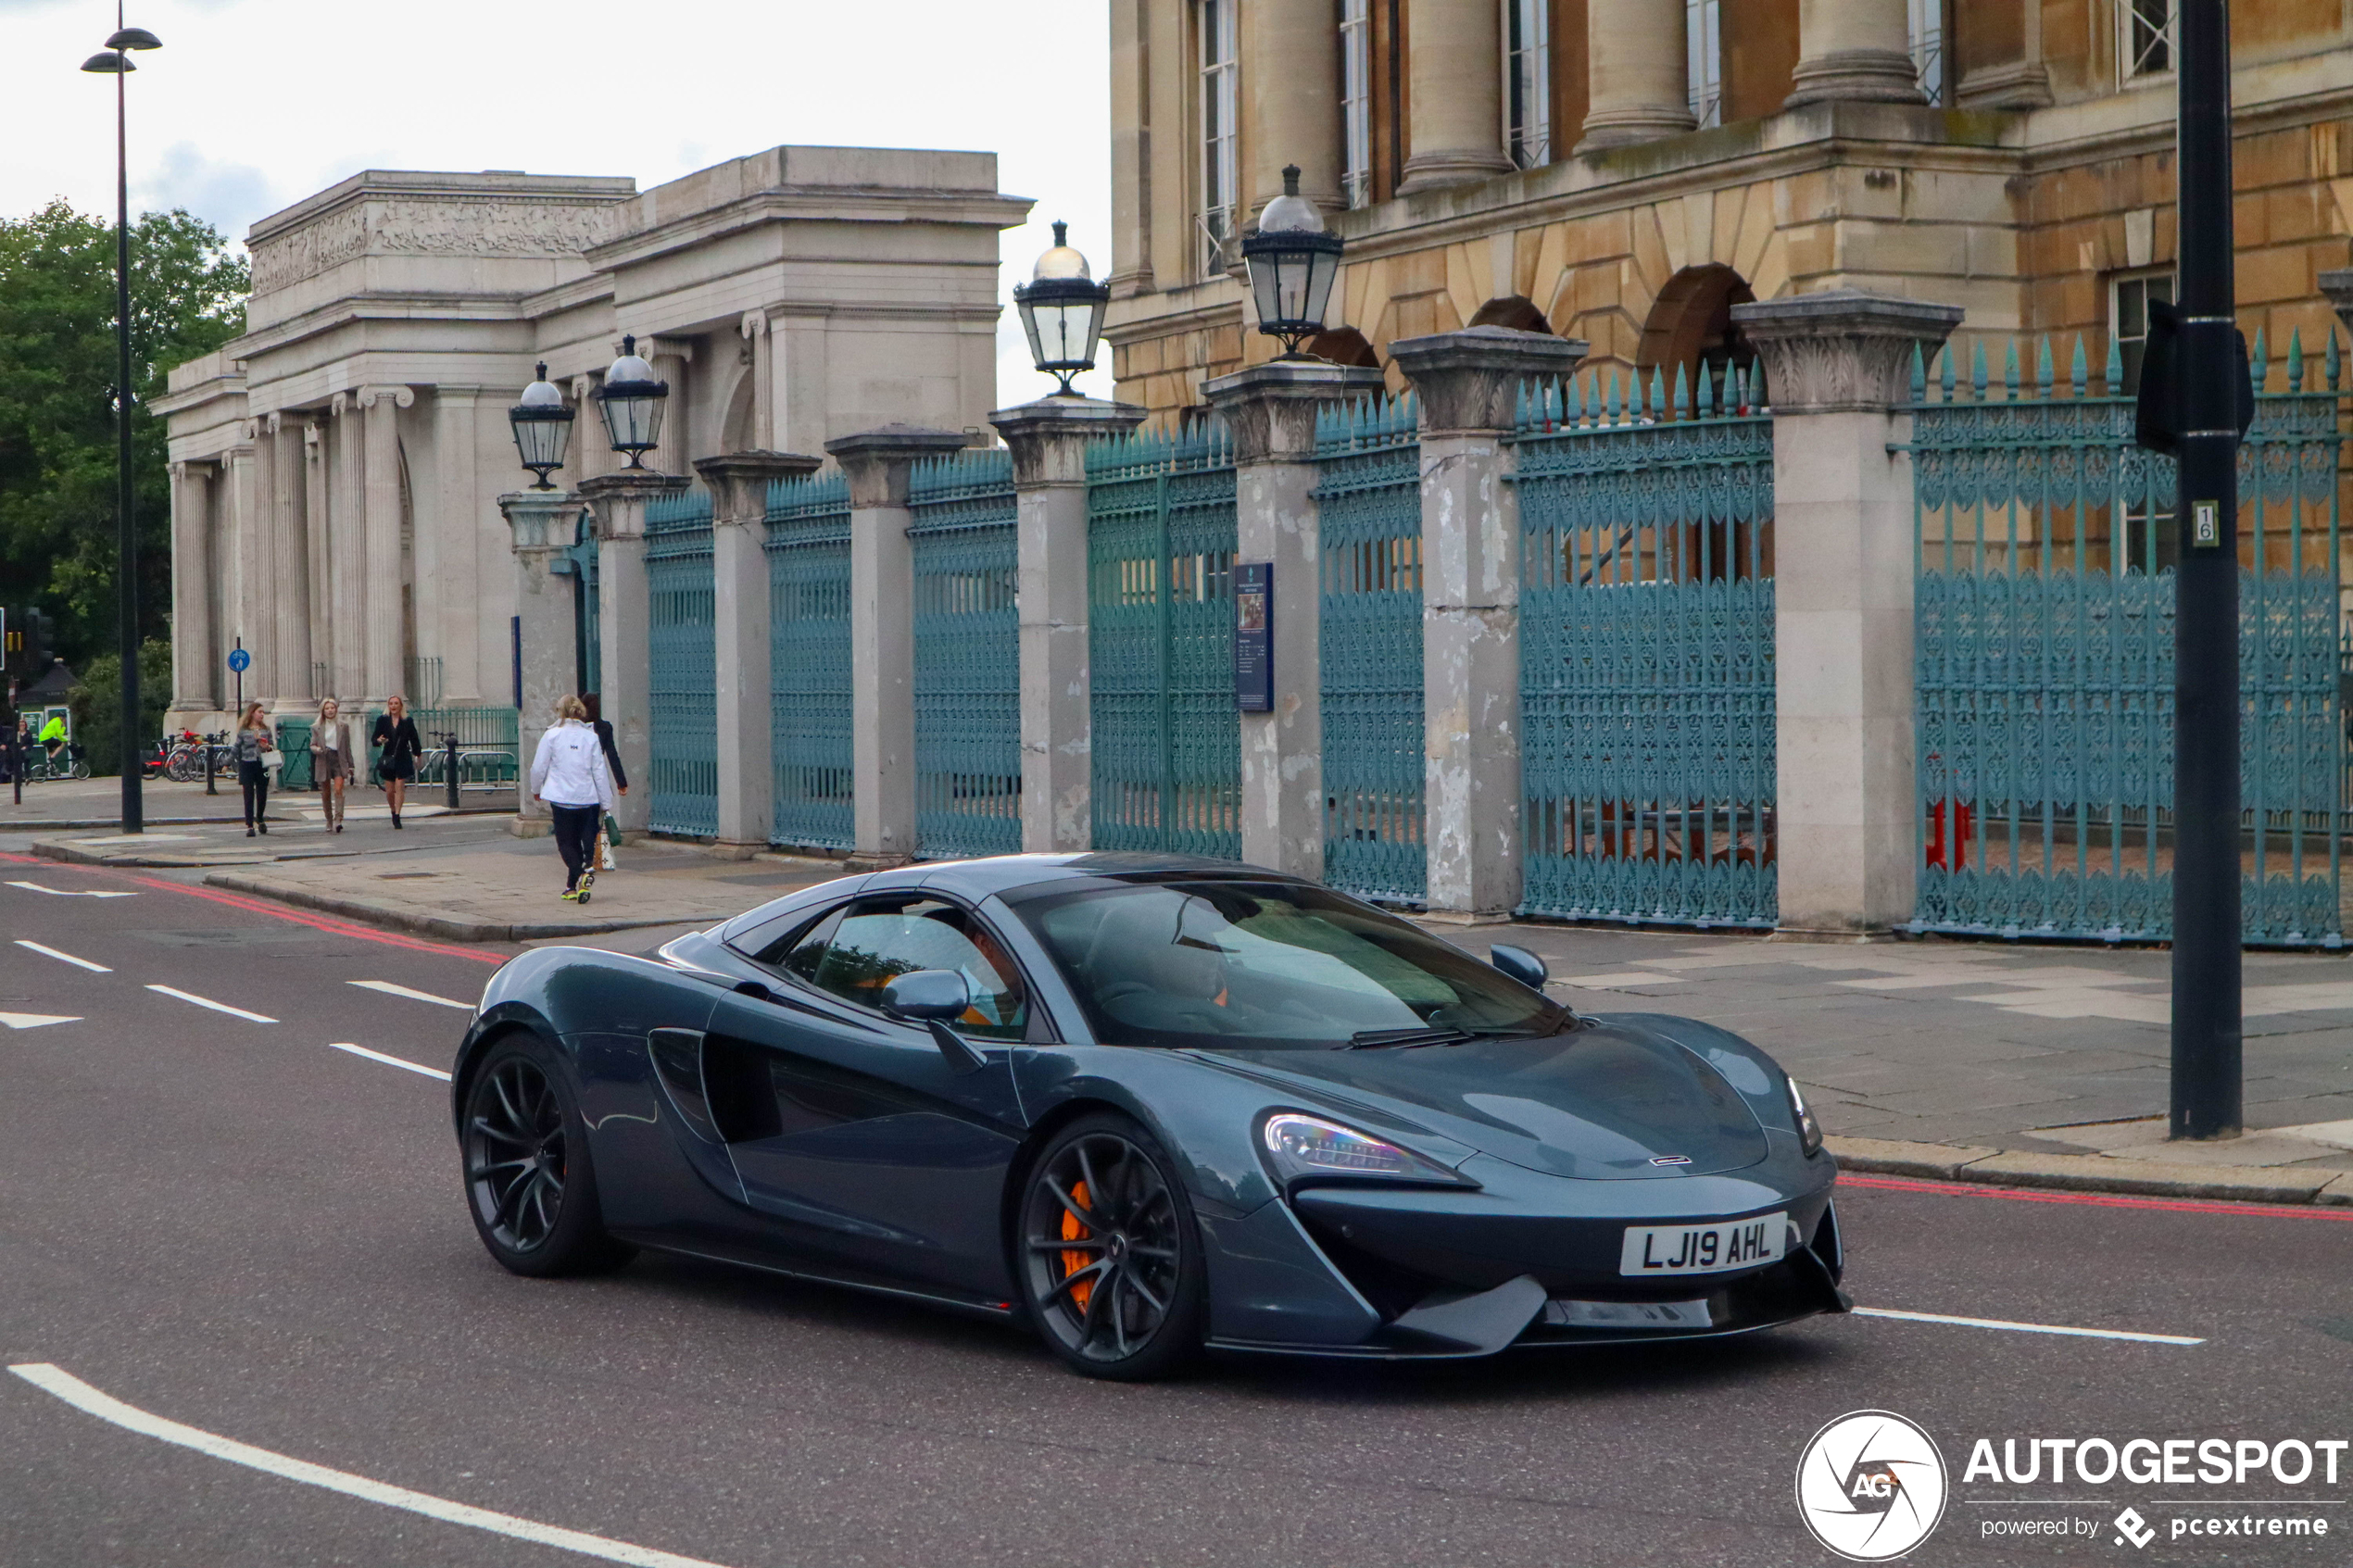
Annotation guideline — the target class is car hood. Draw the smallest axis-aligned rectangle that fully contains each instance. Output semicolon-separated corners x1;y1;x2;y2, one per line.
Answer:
1200;1018;1769;1181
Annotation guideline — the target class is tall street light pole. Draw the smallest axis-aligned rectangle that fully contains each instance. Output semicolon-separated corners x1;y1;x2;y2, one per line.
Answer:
2170;0;2243;1140
82;16;162;834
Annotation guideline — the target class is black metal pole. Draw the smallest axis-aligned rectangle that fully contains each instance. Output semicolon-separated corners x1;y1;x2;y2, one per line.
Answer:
447;733;460;809
2170;0;2241;1140
114;57;142;833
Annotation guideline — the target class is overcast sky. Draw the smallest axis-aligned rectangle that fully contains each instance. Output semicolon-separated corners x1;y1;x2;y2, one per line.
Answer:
0;0;1113;401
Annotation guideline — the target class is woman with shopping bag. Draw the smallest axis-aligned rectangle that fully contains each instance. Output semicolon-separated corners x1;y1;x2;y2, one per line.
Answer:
528;695;617;903
582;692;626;871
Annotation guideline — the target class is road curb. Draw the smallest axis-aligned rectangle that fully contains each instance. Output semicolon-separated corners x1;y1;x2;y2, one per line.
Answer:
1827;1134;2353;1207
199;872;692;945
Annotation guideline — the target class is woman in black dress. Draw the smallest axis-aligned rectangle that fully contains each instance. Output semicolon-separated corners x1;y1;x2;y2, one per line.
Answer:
371;695;422;829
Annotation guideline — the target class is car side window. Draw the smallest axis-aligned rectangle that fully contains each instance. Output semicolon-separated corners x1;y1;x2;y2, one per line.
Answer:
806;897;1029;1041
734;904;844;979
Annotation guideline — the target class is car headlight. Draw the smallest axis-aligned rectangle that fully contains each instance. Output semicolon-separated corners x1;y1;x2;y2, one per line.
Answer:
1260;1112;1472;1188
1787;1076;1823;1157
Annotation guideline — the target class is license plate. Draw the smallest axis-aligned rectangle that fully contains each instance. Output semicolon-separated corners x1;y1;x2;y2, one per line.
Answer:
1619;1213;1788;1276
1545;1297;1714;1329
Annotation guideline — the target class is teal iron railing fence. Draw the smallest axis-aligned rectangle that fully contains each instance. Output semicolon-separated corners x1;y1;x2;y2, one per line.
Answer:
909;449;1022;859
1315;392;1426;903
767;470;855;851
646;488;718;838
1905;332;2346;947
554;512;601;697
1087;423;1242;858
1512;362;1779;928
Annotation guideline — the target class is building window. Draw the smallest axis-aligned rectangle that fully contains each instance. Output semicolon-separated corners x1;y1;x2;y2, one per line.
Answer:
1199;0;1239;278
1908;0;1945;106
2120;0;2172;81
1341;0;1373;207
1686;0;1722;130
1503;0;1550;168
2112;269;2175;395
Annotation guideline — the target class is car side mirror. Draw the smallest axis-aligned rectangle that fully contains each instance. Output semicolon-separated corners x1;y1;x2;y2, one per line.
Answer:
880;969;970;1022
1489;945;1547;991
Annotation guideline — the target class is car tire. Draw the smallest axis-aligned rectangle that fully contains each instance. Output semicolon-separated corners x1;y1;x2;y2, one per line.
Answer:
1015;1111;1206;1381
460;1033;635;1278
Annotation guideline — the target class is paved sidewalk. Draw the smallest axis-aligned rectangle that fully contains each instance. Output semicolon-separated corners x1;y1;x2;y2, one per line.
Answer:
1473;920;2353;1198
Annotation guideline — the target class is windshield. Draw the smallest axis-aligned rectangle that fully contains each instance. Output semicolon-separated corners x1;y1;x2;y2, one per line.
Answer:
1004;879;1567;1050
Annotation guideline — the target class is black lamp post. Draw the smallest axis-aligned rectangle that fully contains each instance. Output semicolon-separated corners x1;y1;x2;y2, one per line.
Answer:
509;363;575;488
1240;165;1344;358
82;16;160;832
1013;220;1111;395
594;336;669;469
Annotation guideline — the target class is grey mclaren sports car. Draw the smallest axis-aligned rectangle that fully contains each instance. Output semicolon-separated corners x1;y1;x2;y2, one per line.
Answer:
452;853;1847;1379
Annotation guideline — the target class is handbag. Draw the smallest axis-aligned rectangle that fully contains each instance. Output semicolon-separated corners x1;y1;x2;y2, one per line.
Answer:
603;812;623;847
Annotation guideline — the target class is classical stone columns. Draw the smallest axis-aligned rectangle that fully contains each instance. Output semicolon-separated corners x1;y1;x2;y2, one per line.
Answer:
430;387;482;702
650;340;694;477
1390;325;1587;922
169;460;218;713
245;419;282;702
329;395;366;702
695;450;824;855
1785;0;1925;107
1731;290;1959;936
580;470;691;835
990;396;1149;853
269;413;312;702
359;386;413;704
1202;360;1386;877
500;489;586;831
826;425;969;865
1400;0;1513;193
1577;0;1697;152
1242;0;1344;216
739;312;775;451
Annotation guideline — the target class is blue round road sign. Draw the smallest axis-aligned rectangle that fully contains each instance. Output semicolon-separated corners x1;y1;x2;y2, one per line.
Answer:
226;648;250;673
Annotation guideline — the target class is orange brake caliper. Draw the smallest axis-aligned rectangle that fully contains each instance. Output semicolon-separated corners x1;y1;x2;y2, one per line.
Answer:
1060;1180;1094;1312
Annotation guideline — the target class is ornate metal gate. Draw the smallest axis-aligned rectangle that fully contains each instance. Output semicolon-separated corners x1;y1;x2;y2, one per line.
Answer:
909;451;1022;859
767;470;855;851
1315;394;1425;903
1087;425;1241;858
1907;334;2346;946
646;489;717;838
556;512;600;697
1514;367;1779;927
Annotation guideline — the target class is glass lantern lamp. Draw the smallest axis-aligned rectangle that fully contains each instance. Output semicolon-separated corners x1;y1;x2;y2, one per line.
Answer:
1240;166;1344;358
594;334;669;467
1013;221;1112;395
508;363;575;489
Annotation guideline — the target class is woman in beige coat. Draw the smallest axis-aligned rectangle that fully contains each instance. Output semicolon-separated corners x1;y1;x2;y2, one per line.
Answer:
311;698;354;832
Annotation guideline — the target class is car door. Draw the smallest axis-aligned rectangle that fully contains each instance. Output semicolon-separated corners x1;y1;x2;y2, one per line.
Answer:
699;893;1032;1298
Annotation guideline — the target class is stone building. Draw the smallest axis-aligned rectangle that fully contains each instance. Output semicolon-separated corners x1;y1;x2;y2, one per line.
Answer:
157;145;1027;727
1104;0;2353;421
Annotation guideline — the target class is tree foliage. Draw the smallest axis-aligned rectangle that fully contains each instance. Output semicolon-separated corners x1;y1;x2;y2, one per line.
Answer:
68;637;171;776
0;200;248;669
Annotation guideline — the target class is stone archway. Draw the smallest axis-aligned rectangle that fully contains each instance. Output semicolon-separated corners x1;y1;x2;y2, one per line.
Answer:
1306;326;1380;368
1637;264;1758;397
1467;295;1552;333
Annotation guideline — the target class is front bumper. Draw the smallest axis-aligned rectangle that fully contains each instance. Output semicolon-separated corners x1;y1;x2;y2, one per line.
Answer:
1198;1147;1844;1359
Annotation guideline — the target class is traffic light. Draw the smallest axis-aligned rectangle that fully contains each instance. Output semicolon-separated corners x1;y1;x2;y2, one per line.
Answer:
1;607;48;677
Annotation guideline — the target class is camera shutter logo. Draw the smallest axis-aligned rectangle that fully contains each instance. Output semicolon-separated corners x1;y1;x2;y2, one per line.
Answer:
1794;1411;1949;1561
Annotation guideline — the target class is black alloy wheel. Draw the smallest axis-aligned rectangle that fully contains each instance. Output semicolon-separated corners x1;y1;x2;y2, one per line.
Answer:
1017;1114;1204;1380
461;1035;634;1277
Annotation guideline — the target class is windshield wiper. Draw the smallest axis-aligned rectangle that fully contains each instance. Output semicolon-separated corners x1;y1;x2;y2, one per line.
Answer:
1344;1025;1535;1050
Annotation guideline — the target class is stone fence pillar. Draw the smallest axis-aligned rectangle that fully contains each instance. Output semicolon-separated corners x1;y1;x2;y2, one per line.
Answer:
500;489;586;834
696;450;824;857
1204;360;1388;878
1390;326;1588;922
1731;291;1960;938
990;397;1148;852
825;425;971;866
579;470;691;835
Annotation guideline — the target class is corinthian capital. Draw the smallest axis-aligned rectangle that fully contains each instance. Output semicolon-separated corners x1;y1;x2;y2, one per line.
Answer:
1730;291;1963;414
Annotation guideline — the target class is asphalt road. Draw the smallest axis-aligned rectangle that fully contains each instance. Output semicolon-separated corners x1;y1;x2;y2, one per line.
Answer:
3;853;2350;1567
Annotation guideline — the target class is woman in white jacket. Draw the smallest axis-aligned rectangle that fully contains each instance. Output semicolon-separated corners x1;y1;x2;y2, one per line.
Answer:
529;695;618;903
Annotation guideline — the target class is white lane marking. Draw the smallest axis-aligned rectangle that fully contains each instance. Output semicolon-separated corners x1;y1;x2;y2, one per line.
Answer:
14;940;111;973
1856;1306;2202;1346
145;985;276;1024
6;881;136;898
0;1012;81;1031
328;1042;453;1082
347;979;474;1011
7;1363;736;1568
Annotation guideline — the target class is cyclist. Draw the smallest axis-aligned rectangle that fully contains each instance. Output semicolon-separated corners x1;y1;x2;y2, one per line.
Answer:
37;711;65;769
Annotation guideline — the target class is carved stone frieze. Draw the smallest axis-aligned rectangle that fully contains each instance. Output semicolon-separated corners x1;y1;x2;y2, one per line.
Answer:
249;197;624;295
1730;291;1963;414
